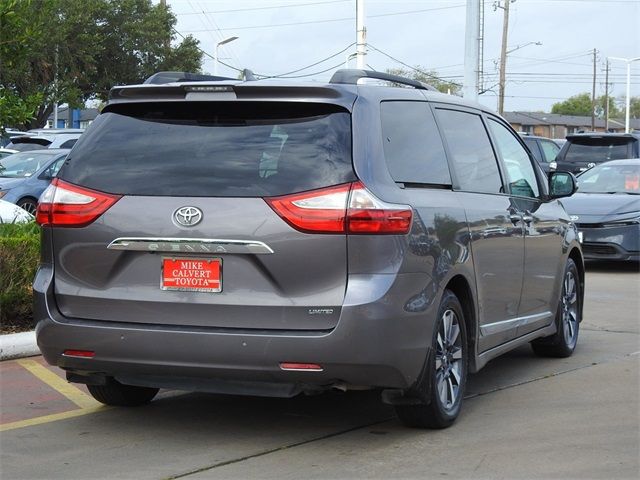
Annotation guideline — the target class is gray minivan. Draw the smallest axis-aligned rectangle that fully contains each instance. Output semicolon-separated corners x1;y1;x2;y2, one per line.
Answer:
34;70;584;428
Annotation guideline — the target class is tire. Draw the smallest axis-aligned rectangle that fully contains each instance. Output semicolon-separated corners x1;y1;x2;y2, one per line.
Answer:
395;290;468;429
17;198;38;215
531;258;581;358
87;379;159;407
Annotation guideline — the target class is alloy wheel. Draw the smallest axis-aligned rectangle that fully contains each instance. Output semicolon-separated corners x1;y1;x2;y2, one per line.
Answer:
435;309;463;410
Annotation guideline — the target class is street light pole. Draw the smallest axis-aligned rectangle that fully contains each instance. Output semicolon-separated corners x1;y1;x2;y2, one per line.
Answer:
214;36;239;76
608;56;640;133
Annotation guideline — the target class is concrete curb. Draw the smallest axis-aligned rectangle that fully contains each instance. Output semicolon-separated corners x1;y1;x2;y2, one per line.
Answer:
0;331;40;361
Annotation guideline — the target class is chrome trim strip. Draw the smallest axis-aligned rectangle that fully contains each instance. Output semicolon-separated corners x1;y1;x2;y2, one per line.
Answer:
480;311;552;336
107;237;274;255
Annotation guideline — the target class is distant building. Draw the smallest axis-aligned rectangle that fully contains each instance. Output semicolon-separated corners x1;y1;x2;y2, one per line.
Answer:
504;112;640;139
46;107;100;129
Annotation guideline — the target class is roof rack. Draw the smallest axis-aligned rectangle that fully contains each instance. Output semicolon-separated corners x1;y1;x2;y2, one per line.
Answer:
329;69;437;91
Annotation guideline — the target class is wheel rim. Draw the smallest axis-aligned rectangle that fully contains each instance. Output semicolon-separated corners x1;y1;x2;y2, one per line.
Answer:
20;201;37;215
435;309;463;410
561;270;579;348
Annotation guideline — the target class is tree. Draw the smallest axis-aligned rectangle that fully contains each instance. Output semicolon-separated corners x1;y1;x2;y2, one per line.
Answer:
617;96;640;119
0;0;203;129
386;67;461;95
551;92;620;117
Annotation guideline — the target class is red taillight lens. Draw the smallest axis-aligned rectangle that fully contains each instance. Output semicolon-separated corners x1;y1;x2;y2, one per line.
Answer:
265;181;412;235
279;362;323;371
265;183;351;233
347;182;413;234
36;179;121;227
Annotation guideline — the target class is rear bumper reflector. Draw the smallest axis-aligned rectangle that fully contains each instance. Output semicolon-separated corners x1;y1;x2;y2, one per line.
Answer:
63;350;95;358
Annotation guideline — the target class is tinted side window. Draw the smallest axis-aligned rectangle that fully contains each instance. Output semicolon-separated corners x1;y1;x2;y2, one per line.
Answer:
435;109;502;194
380;101;451;185
522;137;542;162
488;119;540;198
539;140;560;162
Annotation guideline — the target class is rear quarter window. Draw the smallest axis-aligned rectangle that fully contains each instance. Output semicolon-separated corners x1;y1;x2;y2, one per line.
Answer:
59;102;355;197
380;101;451;186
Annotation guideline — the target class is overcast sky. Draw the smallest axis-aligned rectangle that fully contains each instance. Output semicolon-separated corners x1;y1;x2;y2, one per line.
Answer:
167;0;640;114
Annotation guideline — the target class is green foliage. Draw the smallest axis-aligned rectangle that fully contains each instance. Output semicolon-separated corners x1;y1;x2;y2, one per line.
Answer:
551;93;621;117
0;222;40;331
0;0;203;129
620;96;640;119
386;67;461;95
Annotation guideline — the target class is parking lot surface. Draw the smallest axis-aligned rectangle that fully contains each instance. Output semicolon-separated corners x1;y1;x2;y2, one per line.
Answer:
1;262;638;480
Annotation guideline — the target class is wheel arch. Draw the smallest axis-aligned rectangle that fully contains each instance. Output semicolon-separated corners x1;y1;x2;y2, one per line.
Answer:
444;274;478;372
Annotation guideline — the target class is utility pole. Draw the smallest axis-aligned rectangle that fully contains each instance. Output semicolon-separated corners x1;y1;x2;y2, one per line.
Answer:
604;59;610;132
591;48;597;131
463;0;480;101
356;0;366;69
497;0;512;115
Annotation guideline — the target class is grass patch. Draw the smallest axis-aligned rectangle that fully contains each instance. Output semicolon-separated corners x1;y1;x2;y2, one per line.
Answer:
0;222;40;333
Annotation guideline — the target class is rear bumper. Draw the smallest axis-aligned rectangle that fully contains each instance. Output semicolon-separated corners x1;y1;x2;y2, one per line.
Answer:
35;265;438;396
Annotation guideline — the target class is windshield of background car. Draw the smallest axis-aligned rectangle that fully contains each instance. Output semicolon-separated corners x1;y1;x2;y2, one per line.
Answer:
578;163;640;194
60;102;354;197
564;137;633;163
0;151;58;178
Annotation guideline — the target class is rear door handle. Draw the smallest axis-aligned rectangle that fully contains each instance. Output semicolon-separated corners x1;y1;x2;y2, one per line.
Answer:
508;211;522;225
522;211;534;225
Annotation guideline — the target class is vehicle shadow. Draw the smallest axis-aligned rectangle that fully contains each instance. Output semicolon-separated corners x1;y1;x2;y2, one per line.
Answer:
585;260;639;273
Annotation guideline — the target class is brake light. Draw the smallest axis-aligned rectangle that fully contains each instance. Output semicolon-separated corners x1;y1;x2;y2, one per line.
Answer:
265;181;412;234
63;349;95;358
36;179;121;227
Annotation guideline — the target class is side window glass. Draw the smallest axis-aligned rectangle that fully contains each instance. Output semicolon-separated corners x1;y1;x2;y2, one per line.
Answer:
540;140;560;163
380;101;451;185
435;109;502;194
488;119;540;198
42;158;65;178
522;137;542;162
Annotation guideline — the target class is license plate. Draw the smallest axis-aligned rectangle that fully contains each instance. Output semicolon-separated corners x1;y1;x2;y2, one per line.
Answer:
161;257;222;293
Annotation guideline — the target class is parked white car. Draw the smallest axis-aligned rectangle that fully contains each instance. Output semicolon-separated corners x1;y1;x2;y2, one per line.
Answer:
0;198;34;223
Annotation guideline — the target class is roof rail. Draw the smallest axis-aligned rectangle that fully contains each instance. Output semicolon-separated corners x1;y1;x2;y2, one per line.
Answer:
143;71;237;85
329;69;437;91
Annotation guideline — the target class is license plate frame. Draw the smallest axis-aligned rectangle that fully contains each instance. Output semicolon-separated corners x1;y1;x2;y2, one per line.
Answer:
161;257;222;293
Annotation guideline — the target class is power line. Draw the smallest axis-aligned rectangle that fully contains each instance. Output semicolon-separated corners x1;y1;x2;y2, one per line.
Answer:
261;43;355;78
175;0;350;15
368;44;463;87
181;4;466;33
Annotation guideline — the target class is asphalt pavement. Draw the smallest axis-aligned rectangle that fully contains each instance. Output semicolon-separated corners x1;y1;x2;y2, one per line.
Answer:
1;261;638;480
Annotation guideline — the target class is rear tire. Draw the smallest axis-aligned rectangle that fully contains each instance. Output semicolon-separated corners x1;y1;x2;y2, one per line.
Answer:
87;379;159;406
395;290;468;429
531;258;581;358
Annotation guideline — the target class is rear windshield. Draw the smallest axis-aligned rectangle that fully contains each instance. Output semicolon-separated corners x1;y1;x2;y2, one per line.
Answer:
60;102;354;197
564;137;634;163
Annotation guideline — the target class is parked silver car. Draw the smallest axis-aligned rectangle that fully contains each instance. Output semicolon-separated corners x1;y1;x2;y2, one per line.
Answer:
35;69;584;428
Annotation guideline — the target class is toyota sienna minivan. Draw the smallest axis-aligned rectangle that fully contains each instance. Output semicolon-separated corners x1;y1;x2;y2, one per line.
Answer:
35;69;584;428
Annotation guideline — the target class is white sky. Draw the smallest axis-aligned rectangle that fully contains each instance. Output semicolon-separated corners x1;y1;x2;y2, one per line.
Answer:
167;0;640;114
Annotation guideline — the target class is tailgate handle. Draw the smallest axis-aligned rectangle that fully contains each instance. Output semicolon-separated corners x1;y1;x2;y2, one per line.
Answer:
107;237;274;255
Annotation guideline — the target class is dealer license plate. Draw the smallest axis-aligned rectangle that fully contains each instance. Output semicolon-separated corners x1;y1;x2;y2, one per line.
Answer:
161;257;222;293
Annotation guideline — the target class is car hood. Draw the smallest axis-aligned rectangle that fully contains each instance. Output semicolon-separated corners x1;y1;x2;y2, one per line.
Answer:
560;193;640;223
0;177;25;190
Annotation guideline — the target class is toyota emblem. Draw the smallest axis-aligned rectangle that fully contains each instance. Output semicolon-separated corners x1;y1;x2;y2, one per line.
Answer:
173;206;203;227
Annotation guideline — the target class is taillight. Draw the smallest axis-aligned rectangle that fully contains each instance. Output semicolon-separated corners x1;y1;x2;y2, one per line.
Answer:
36;179;122;227
265;181;412;234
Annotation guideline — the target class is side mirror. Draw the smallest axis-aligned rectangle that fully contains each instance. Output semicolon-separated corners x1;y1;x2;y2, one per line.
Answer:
549;172;577;199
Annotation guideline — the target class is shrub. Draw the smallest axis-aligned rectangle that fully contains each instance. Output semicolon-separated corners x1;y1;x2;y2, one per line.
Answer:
0;222;40;332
